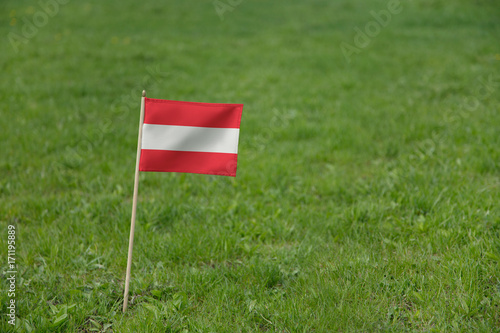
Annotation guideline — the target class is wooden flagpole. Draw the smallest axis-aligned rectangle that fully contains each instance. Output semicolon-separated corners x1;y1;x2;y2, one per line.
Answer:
123;90;146;313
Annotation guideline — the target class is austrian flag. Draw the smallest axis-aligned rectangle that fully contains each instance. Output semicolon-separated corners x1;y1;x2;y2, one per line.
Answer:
139;98;243;177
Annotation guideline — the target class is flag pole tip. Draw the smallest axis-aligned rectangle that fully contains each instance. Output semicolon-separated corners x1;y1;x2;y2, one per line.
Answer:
142;90;146;97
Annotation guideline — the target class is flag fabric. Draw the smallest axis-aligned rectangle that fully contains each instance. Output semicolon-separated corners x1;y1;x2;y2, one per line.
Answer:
139;98;243;177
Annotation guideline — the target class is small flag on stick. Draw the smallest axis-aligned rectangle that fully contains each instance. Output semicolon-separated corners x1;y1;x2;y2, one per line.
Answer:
123;91;243;312
140;97;243;176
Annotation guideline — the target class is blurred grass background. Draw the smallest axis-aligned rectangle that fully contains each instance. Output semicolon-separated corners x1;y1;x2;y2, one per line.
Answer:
1;0;499;331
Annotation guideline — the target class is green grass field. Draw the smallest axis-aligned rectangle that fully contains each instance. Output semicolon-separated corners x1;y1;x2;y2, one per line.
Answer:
1;0;499;331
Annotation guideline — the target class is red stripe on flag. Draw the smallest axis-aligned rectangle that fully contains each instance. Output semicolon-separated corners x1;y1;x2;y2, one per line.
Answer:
144;98;243;128
139;149;238;177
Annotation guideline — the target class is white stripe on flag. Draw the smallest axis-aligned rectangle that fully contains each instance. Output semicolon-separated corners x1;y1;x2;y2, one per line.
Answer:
141;124;240;154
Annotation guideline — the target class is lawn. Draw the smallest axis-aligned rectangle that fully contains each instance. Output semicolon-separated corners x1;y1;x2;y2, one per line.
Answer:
1;0;499;331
